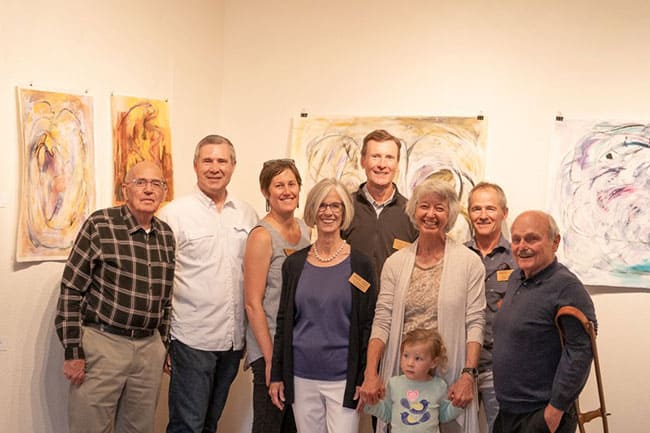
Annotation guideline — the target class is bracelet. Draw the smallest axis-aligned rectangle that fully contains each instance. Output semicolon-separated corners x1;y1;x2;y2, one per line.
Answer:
461;367;478;379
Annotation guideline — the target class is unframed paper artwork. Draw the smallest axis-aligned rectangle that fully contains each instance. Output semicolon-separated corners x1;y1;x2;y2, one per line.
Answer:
548;119;650;288
111;95;174;204
290;116;486;242
16;88;95;262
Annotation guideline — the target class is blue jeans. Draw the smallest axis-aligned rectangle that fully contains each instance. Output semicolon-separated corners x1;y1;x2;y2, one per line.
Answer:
166;339;242;433
478;370;499;433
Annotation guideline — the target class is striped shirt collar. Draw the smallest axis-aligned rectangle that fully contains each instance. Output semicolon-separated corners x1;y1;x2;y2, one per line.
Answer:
362;183;397;212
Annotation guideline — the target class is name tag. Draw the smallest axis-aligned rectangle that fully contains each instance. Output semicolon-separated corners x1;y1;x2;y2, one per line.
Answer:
392;238;411;250
496;269;513;282
349;272;370;293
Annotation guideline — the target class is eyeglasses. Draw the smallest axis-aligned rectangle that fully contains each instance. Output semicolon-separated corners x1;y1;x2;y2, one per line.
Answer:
263;158;295;167
126;178;167;190
318;202;344;213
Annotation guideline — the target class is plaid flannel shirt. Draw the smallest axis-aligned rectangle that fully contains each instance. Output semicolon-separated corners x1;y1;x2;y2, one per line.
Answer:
55;205;176;360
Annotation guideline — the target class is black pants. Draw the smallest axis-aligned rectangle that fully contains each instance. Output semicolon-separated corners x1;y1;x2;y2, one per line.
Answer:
494;406;577;433
251;357;296;433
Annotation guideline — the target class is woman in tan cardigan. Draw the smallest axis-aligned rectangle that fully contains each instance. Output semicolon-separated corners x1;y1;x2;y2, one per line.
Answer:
359;179;486;433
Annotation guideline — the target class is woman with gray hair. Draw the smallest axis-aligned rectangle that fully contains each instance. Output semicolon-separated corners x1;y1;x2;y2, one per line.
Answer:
269;178;377;433
359;178;486;433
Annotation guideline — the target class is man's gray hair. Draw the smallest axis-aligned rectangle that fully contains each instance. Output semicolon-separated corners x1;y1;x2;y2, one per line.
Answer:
468;181;508;211
193;134;236;164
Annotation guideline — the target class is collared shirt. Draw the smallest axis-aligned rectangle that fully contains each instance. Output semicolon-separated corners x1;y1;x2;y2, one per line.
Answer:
493;258;596;413
157;188;258;351
362;184;396;216
465;235;517;372
55;205;176;360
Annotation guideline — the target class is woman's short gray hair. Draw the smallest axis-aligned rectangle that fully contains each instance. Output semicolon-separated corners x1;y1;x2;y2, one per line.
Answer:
303;178;354;230
405;179;460;233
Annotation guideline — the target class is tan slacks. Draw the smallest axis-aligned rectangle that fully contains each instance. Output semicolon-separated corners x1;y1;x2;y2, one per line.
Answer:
68;326;166;433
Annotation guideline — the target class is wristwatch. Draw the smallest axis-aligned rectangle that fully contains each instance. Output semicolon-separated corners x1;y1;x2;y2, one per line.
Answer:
461;367;479;379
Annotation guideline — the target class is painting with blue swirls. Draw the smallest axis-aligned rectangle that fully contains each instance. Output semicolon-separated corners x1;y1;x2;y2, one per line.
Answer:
16;88;95;262
290;116;486;243
549;119;650;288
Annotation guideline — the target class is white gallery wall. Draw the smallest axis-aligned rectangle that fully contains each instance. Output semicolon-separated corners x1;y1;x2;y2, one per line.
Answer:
0;1;648;433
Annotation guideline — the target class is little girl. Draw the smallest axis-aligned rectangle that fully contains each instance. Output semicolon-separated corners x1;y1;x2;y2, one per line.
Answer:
365;328;462;433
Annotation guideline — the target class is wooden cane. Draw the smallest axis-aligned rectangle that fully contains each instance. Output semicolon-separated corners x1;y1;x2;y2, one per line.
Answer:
554;305;610;433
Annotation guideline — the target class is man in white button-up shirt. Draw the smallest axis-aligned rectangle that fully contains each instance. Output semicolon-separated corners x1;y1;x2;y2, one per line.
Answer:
158;134;258;433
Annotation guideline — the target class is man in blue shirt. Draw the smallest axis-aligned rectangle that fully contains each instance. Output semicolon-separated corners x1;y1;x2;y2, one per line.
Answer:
493;211;596;433
465;182;517;433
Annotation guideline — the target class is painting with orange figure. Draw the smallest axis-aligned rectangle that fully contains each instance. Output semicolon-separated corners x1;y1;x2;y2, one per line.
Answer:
16;87;96;262
111;95;174;204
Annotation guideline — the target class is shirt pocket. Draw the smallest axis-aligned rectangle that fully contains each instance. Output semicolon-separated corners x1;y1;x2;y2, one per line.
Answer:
100;251;123;274
97;251;126;288
101;253;121;267
180;230;216;261
230;225;250;259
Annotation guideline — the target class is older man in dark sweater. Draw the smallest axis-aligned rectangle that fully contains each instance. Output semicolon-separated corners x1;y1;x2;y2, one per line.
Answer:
493;211;596;433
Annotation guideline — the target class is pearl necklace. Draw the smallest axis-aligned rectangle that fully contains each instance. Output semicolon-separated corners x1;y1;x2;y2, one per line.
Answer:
312;241;346;262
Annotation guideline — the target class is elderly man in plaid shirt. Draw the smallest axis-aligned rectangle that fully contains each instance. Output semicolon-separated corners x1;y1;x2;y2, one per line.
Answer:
55;160;176;433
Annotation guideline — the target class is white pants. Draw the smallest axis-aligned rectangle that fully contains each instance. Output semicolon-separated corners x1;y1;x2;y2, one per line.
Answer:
292;376;359;433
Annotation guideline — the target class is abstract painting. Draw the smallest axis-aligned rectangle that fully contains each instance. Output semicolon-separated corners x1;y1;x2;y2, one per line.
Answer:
548;119;650;288
16;88;95;262
111;95;173;203
290;116;486;241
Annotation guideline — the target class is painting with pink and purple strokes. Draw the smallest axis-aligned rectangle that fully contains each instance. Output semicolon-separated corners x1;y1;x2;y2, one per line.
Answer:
16;88;95;262
290;116;486;242
548;119;650;288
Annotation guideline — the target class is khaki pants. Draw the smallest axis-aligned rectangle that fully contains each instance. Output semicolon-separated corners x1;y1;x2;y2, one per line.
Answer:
68;326;166;433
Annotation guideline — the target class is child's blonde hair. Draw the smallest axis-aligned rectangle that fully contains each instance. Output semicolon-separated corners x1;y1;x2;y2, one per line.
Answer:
401;328;448;373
